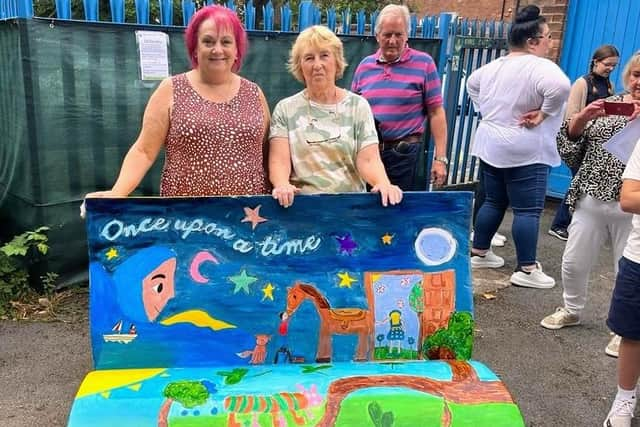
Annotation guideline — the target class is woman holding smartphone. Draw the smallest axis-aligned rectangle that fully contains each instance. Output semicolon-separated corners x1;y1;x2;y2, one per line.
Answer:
548;45;620;241
541;52;640;360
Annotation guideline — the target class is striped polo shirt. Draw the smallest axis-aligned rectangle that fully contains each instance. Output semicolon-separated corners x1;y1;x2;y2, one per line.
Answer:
351;47;442;142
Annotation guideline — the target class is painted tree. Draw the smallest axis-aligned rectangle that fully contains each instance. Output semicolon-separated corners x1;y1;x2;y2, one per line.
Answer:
158;380;210;427
408;280;425;357
422;311;474;360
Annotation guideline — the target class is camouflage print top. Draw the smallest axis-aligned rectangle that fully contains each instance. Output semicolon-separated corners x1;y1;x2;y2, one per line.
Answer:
270;90;379;194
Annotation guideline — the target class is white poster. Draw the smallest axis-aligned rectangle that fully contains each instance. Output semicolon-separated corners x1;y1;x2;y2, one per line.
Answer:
135;31;170;81
603;118;640;165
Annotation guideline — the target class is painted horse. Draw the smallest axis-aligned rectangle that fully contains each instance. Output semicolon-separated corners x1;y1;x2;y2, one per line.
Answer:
285;282;374;362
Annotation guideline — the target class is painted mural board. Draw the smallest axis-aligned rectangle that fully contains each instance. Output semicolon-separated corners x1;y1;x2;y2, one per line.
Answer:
68;192;524;427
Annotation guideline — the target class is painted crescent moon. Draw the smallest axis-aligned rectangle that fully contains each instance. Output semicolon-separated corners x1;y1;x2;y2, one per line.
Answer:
190;251;219;284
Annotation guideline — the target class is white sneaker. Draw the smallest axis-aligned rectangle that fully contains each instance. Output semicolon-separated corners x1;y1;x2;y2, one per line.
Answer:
494;232;507;243
540;307;581;330
604;396;636;427
491;234;505;247
471;250;505;269
510;263;555;289
606;334;622;358
470;231;506;247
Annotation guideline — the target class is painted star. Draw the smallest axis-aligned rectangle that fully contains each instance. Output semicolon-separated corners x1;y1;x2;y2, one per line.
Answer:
337;272;357;288
261;283;275;301
335;234;357;254
381;233;394;245
229;270;258;294
105;247;118;260
241;205;267;230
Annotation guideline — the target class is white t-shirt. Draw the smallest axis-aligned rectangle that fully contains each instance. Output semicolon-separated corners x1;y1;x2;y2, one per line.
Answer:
621;140;640;263
466;54;571;168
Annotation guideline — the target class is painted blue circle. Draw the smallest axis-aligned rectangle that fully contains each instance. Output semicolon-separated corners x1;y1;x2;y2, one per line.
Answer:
211;407;218;415
414;228;457;266
181;410;188;416
193;410;200;416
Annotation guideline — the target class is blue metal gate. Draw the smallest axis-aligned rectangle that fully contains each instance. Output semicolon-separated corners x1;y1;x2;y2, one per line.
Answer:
550;0;640;197
441;22;509;188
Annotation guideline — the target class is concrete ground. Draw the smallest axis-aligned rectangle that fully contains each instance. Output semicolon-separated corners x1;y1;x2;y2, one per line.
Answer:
0;199;635;427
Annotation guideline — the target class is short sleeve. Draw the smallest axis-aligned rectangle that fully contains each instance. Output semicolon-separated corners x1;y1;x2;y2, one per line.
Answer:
351;63;363;94
353;95;379;151
623;138;640;181
422;55;443;110
535;61;571;117
269;99;289;140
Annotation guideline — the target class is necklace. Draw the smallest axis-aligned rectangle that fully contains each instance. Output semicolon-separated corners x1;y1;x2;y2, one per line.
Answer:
306;87;339;128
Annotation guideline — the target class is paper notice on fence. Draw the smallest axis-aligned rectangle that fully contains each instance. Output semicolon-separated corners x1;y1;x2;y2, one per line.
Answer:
135;31;170;81
603;119;640;165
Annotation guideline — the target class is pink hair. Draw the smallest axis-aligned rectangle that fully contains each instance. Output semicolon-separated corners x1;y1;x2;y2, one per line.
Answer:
184;5;248;72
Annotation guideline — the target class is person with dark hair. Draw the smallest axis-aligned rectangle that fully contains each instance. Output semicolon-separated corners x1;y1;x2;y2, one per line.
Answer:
549;44;620;241
467;5;570;289
540;52;640;361
84;5;269;200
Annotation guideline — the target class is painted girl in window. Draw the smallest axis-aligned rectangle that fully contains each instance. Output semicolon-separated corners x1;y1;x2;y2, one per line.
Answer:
383;309;405;355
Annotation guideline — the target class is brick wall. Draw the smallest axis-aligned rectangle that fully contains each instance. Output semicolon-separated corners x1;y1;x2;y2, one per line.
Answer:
415;0;519;20
532;0;570;62
412;0;569;62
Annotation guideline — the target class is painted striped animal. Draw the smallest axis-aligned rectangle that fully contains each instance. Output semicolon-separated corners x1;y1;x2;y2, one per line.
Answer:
223;385;322;427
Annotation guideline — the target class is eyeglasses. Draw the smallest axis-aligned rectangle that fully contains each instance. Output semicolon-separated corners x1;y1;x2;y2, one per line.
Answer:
535;33;552;40
599;60;618;68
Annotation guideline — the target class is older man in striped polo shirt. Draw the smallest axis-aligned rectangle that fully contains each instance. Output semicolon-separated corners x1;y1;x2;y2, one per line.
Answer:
351;4;448;191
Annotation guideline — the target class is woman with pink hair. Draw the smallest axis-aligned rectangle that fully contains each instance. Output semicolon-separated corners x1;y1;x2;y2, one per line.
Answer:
86;5;269;199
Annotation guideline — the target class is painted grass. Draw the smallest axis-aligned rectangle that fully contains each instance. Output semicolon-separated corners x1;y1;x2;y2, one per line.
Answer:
334;394;524;427
373;346;419;360
168;395;524;427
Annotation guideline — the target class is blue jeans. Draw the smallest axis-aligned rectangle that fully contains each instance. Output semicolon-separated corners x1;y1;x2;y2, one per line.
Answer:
381;143;419;191
550;166;579;230
473;161;549;267
473;161;486;224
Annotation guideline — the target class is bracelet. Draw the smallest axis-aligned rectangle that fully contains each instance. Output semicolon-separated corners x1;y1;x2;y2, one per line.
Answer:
434;156;449;166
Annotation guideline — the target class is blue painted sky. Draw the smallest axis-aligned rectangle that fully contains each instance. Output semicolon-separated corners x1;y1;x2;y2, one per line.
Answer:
85;192;473;370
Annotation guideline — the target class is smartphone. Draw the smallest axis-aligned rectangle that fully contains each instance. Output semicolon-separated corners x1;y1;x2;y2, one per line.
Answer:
603;101;635;116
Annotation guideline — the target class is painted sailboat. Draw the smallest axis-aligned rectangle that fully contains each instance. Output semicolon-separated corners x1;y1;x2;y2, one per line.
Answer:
102;320;137;344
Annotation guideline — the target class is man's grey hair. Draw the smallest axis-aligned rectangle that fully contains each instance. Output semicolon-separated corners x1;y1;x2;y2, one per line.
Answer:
375;4;411;35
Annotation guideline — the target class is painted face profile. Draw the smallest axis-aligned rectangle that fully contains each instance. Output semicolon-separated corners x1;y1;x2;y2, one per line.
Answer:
112;246;178;323
142;257;177;322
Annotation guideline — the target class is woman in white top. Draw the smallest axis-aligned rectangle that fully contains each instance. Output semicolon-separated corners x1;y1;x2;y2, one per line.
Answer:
467;5;570;289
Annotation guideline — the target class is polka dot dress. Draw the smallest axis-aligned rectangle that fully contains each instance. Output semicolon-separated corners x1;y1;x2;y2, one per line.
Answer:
160;74;268;196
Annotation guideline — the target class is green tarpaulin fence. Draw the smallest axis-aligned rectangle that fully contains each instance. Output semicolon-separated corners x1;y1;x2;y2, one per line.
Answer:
0;18;440;282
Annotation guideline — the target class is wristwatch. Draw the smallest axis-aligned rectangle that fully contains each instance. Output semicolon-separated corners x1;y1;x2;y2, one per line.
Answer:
434;156;449;166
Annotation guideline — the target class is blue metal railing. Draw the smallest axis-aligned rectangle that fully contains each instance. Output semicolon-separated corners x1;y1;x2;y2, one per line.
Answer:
0;0;510;189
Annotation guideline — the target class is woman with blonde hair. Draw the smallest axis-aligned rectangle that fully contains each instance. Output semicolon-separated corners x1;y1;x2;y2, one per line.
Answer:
268;25;402;208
